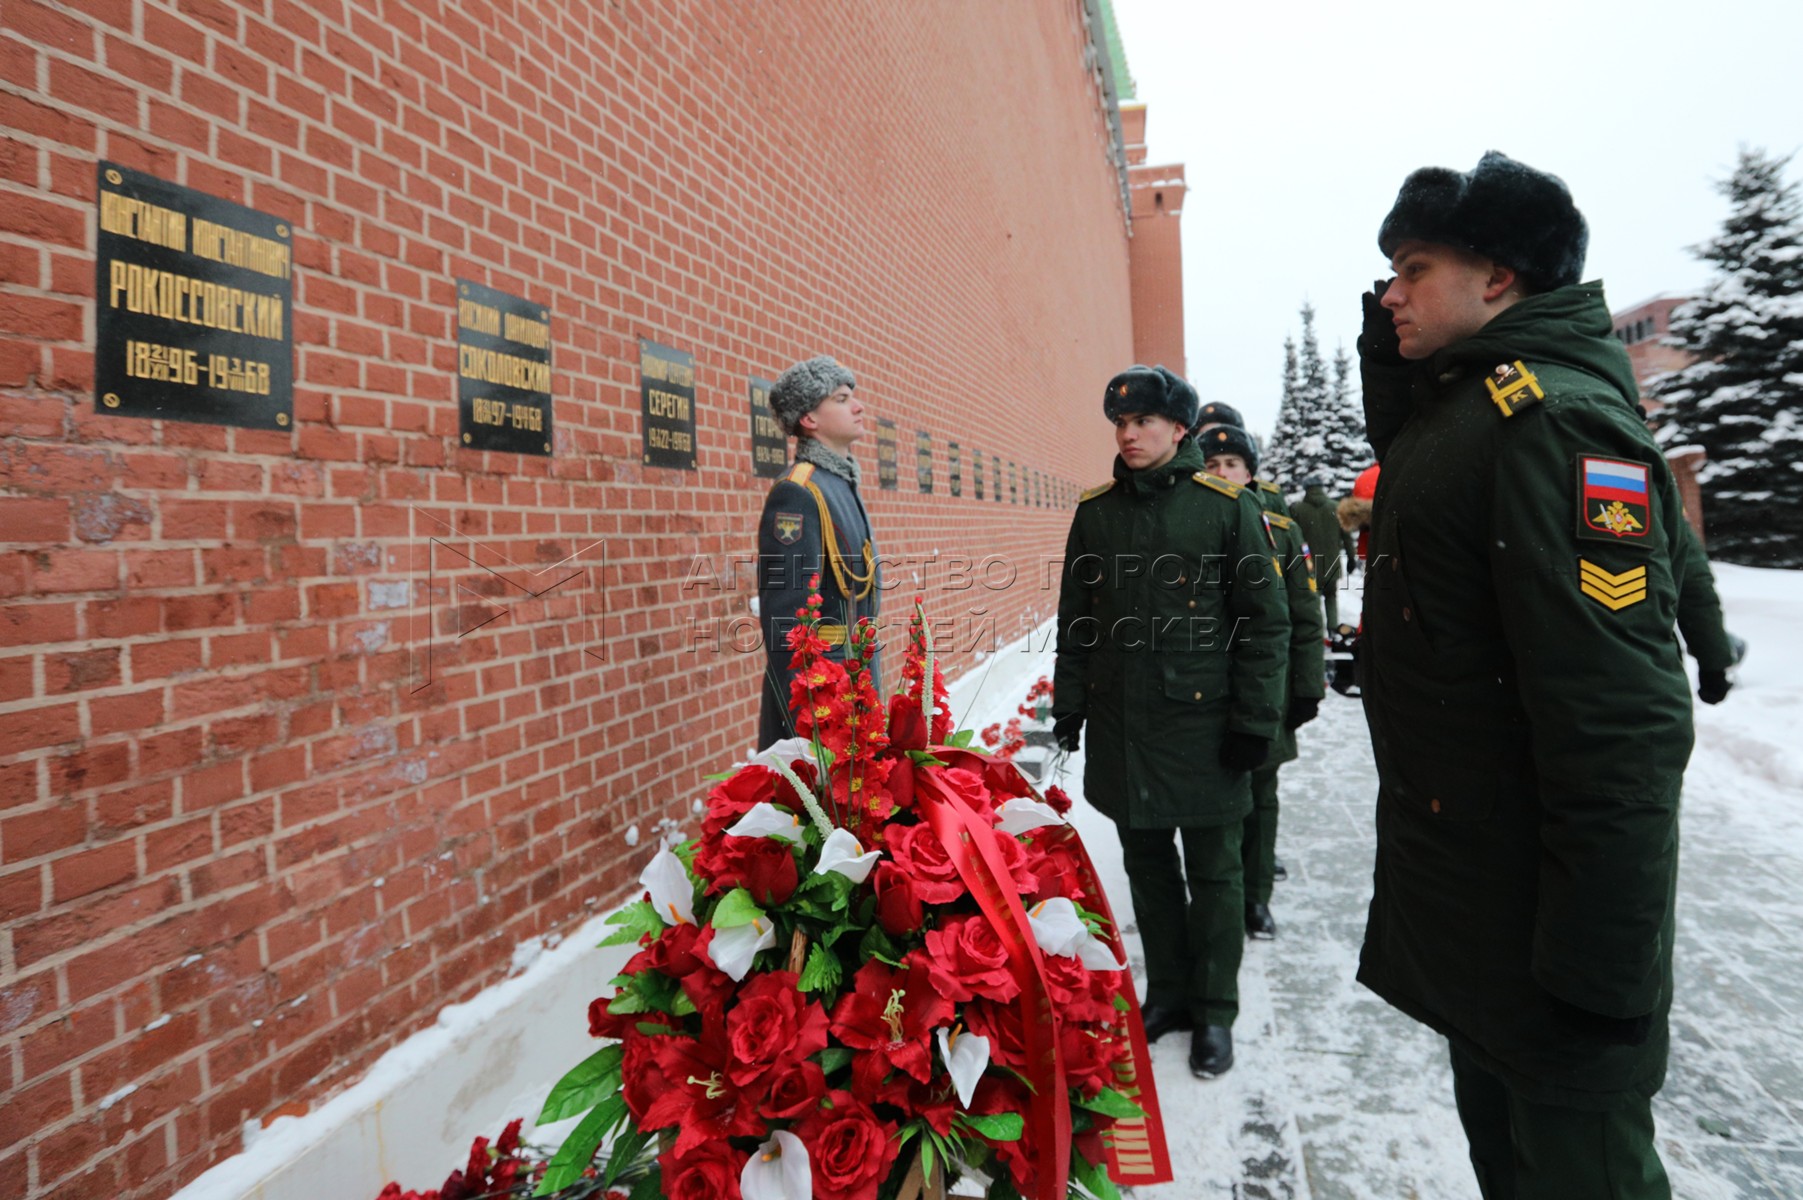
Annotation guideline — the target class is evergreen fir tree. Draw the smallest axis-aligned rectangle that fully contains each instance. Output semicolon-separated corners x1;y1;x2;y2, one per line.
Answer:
1653;147;1803;566
1263;305;1369;494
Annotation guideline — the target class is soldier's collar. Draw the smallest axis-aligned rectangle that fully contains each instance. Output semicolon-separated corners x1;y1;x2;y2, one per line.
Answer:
796;437;861;486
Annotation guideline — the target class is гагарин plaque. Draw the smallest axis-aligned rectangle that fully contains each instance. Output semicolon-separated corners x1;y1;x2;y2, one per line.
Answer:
458;279;552;455
877;419;898;490
640;339;696;470
748;376;786;478
95;162;293;429
915;429;933;494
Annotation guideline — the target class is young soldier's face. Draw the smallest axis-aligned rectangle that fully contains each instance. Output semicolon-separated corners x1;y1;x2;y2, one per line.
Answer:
1204;453;1252;485
801;385;865;448
1113;412;1186;470
1383;241;1503;360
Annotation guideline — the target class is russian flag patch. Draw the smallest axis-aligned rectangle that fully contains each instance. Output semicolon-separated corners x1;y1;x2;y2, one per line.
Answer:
1577;456;1651;541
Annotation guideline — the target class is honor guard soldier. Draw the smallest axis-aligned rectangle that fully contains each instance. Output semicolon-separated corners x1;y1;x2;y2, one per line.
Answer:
756;356;880;749
1200;425;1324;941
1292;474;1357;632
1050;365;1287;1079
1355;151;1695;1199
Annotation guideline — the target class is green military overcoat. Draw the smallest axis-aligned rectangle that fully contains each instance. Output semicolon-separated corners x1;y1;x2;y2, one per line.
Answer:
1052;440;1288;829
1260;508;1326;767
1356;284;1695;1108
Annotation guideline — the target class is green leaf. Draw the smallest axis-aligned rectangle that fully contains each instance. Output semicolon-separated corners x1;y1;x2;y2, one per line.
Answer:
701;770;733;781
816;1046;853;1076
1068;1144;1123;1200
859;924;901;965
537;1044;623;1124
797;943;843;994
1113;994;1130;1013
534;1094;628;1196
906;750;946;767
1074;1086;1146;1120
600;1122;654;1188
599;900;663;947
920;1135;936;1179
627;1171;663;1200
670;988;697;1018
671;839;699;870
948;728;975;748
956;1111;1024;1141
606;990;649;1015
711;888;766;930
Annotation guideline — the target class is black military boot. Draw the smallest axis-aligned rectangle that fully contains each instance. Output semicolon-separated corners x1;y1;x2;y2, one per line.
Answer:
1189;1025;1233;1078
1139;1003;1194;1043
1245;903;1277;940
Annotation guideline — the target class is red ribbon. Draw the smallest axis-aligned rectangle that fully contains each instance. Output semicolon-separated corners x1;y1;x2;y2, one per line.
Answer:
913;764;1070;1200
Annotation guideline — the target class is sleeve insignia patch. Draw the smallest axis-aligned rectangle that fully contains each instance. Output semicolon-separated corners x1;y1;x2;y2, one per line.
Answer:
1302;542;1318;592
1078;479;1116;503
1260;511;1279;550
773;511;805;544
1486;360;1546;417
1578;558;1647;610
1192;471;1242;499
1576;456;1651;542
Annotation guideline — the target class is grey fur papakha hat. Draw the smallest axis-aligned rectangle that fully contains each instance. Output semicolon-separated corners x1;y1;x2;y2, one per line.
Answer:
1103;364;1199;428
1378;150;1588;292
770;355;856;436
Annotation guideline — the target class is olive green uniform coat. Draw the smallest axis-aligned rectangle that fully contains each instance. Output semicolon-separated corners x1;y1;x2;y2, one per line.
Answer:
1052;440;1288;829
1356;284;1694;1110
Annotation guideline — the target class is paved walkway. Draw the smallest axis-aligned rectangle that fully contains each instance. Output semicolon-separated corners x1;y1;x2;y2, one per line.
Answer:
1040;685;1803;1199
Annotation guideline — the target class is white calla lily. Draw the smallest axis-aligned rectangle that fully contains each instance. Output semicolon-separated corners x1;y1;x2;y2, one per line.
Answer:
814;828;881;883
995;796;1065;835
935;1025;991;1109
707;914;777;981
641;847;695;926
749;736;815;772
727;802;805;842
1028;896;1126;970
741;1129;810;1200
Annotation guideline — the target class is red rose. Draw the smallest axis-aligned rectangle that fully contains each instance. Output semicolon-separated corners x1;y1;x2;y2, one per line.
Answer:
923;914;1020;1003
1042;784;1073;815
659;1139;746;1200
885;822;967;905
1039;952;1114;1024
795;1090;902;1200
725;970;828;1087
695;834;799;906
703;766;779;839
872;861;924;937
964;997;1028;1070
761;1059;827;1119
1060;1014;1127;1097
623;920;708;979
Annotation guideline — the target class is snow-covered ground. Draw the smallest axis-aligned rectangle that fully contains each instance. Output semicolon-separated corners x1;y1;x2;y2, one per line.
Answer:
176;564;1803;1199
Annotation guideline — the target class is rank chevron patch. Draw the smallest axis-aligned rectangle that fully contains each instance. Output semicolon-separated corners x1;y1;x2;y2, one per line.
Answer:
1578;558;1647;611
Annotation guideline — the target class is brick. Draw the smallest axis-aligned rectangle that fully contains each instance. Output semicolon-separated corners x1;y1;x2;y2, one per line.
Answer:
31;547;120;594
0;497;70;542
1;697;80;752
48;740;132;795
52;838;138;902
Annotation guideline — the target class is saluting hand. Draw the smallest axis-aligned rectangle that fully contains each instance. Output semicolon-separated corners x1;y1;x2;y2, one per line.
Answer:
1358;278;1403;367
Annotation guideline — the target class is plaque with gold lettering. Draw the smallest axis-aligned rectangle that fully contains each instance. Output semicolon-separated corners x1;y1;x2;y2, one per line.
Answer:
640;339;697;470
915;430;933;494
948;442;962;498
457;279;552;455
877;419;898;490
992;455;1002;503
748;376;786;478
94;162;293;429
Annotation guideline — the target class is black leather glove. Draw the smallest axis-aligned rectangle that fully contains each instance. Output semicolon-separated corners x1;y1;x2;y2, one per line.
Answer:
1697;669;1731;705
1358;278;1404;367
1547;995;1652;1047
1219;731;1270;772
1052;713;1084;753
1284;696;1320;730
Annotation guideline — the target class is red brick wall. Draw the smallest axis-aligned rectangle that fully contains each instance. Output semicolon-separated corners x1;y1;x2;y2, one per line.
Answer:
1128;161;1185;377
0;3;1136;1197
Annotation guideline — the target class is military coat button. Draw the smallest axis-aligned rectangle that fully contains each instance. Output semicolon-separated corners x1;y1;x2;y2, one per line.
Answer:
1430;798;1442;814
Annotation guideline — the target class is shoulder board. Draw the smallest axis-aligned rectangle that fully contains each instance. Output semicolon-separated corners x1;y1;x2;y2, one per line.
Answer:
1264;511;1295;530
1191;471;1243;499
1485;360;1546;418
1257;479;1281;494
1077;479;1115;503
785;463;816;484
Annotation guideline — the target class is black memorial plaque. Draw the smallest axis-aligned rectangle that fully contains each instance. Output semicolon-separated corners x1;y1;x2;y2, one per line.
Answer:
95;162;294;429
972;446;983;500
458;279;552;455
639;338;697;469
877;419;898;490
948;442;962;498
915;430;933;494
992;455;1002;503
1009;462;1019;505
748;376;786;478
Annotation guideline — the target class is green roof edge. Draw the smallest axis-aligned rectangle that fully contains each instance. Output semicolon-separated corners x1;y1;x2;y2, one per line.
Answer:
1095;0;1136;101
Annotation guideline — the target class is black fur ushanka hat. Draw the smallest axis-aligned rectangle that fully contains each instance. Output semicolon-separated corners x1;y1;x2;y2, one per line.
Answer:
1102;364;1199;428
1378;151;1588;292
1200;424;1259;474
1197;400;1244;430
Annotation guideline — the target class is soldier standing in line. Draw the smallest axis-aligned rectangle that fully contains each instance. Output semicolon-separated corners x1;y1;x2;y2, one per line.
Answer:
1051;365;1288;1079
1199;425;1324;940
755;356;881;749
1355;151;1695;1199
1292;475;1356;633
